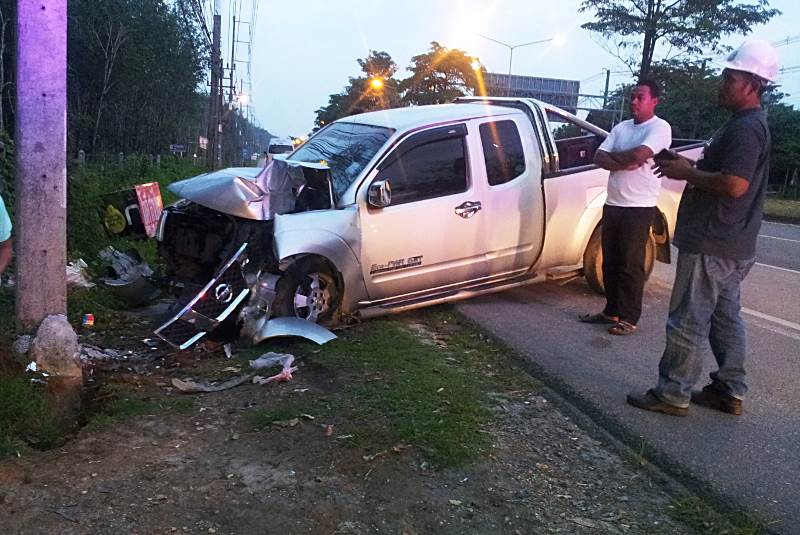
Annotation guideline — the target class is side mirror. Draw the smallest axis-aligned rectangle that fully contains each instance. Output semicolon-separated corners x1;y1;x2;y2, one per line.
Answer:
368;179;392;208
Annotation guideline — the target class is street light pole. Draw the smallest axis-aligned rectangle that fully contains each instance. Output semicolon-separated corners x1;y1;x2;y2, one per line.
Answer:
476;34;554;96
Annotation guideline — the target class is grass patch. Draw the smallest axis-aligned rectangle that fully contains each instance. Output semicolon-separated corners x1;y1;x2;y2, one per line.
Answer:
311;308;539;467
764;197;800;220
0;375;62;459
669;496;773;535
86;386;193;431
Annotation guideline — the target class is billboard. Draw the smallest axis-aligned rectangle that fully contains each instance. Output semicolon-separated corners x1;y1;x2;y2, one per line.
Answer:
484;73;580;113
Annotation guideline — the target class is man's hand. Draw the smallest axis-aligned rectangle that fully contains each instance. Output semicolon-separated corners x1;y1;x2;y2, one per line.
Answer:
653;153;695;181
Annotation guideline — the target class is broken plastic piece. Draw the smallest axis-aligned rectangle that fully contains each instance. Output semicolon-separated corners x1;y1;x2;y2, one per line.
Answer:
66;259;95;288
252;317;337;345
171;374;254;393
251;352;298;384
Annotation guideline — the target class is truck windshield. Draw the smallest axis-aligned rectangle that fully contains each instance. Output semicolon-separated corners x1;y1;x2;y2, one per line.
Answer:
288;122;393;199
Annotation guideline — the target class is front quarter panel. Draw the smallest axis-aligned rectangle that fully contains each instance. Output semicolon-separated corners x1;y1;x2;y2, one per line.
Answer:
272;208;367;312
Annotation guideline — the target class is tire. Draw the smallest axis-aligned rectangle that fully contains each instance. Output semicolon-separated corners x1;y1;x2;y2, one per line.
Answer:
273;258;341;323
582;224;656;296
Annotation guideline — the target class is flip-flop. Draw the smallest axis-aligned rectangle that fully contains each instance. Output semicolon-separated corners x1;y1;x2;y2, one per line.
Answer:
608;321;638;335
579;312;619;324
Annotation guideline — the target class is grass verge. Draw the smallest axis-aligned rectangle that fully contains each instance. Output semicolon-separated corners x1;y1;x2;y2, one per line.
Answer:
764;196;800;222
247;307;541;468
85;385;193;431
669;496;774;535
0;375;61;460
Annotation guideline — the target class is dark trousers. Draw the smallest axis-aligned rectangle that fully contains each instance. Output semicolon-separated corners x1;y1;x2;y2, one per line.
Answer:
601;204;654;325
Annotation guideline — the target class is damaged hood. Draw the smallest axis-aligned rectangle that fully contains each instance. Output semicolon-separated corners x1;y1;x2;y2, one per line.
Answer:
168;160;333;220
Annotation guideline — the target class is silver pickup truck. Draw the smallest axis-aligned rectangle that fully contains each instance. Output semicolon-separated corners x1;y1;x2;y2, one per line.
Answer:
154;97;703;349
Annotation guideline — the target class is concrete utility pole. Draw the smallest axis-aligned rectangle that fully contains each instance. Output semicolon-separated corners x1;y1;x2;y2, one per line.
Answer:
206;11;222;169
15;0;69;330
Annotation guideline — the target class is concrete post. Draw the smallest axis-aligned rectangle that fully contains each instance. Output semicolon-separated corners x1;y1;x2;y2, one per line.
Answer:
15;0;69;331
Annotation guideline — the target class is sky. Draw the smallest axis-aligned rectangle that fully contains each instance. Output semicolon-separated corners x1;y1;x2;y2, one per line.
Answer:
222;0;799;137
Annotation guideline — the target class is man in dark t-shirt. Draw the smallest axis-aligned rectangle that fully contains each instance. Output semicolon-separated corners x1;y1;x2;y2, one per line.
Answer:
626;39;780;417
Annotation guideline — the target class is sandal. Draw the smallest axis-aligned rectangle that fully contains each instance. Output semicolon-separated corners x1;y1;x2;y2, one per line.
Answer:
579;312;619;324
608;321;638;336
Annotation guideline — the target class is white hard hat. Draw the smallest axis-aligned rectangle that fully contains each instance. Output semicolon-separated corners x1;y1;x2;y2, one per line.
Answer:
721;39;780;82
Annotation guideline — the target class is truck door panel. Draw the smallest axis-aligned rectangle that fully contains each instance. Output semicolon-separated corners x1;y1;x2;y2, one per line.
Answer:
473;117;544;275
359;124;489;301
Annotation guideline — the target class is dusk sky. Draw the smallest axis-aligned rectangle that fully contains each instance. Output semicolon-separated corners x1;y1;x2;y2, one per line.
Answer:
224;0;799;137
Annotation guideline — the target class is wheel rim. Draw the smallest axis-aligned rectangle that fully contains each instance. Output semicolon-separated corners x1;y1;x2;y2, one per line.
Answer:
291;272;333;322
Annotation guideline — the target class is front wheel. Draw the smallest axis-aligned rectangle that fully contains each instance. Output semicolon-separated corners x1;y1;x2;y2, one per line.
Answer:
583;224;656;295
273;258;341;323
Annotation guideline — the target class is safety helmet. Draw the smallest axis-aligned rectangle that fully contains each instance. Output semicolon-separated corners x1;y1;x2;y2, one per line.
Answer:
721;39;780;82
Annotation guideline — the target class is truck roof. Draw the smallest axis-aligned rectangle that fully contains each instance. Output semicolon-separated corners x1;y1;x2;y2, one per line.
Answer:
339;103;520;132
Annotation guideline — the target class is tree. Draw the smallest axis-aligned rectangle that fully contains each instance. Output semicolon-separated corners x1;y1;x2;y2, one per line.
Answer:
314;50;402;129
401;41;483;105
579;0;779;79
767;103;800;189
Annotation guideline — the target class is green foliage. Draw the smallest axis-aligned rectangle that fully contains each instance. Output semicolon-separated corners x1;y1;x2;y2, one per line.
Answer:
0;375;61;459
401;41;483;106
66;155;201;258
579;0;780;78
0;129;13;216
767;103;800;188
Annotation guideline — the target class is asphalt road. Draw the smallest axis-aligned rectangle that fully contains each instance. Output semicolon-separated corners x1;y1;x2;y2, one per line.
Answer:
457;220;800;532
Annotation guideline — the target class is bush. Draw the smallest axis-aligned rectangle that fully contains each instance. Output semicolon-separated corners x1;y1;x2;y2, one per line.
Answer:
0;375;61;459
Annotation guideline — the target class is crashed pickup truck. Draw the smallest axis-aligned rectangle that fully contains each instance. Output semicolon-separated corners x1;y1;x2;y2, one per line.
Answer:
154;97;703;349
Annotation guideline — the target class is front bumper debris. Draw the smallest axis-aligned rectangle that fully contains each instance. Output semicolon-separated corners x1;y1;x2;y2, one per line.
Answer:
154;243;250;349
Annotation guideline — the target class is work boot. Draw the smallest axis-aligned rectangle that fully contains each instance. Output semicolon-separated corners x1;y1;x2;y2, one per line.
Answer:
626;389;688;417
691;382;743;416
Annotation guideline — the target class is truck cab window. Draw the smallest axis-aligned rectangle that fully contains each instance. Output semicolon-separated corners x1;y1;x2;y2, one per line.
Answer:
546;111;602;172
375;136;468;205
479;120;526;186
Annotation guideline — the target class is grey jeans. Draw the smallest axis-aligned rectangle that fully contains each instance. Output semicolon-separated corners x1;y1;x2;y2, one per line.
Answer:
653;251;755;407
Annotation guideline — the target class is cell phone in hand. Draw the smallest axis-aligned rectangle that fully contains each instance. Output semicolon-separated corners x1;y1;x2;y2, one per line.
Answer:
654;149;678;161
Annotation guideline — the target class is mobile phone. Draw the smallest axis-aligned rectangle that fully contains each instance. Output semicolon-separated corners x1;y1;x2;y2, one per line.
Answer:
654;149;678;161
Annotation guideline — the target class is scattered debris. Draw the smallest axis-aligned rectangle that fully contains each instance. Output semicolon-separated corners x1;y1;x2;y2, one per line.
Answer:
362;451;387;462
323;424;334;437
250;352;298;385
271;418;300;428
223;344;233;359
252;317;337;345
66;258;95;288
449;500;463;506
97;246;159;306
171;374;254;393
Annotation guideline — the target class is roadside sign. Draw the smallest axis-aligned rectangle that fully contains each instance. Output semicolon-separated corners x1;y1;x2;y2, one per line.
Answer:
134;182;164;238
170;143;186;153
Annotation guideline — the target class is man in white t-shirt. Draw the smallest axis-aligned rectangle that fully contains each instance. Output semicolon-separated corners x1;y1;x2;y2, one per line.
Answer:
580;80;672;335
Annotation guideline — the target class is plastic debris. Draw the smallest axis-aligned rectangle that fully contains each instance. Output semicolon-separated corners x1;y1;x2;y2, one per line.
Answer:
250;352;298;385
97;246;159;305
223;344;233;359
25;361;38;373
82;313;95;327
252;317;337;345
66;259;95;288
171;374;254;393
271;418;300;428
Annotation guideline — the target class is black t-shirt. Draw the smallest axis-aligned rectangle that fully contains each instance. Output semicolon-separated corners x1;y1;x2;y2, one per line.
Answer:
673;108;770;260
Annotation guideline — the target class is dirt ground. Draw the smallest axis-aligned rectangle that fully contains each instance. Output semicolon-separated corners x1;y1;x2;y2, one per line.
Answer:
0;309;696;535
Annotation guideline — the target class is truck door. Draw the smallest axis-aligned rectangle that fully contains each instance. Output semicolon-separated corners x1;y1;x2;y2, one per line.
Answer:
473;117;545;276
359;124;489;301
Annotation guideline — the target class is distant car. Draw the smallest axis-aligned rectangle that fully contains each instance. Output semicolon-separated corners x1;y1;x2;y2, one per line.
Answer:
154;98;704;349
266;138;294;162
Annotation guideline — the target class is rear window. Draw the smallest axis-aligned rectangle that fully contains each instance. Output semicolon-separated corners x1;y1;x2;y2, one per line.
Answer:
479;120;526;186
268;144;293;154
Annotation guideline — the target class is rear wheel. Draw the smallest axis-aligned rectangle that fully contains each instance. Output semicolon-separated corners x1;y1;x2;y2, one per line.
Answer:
583;224;656;295
273;258;341;323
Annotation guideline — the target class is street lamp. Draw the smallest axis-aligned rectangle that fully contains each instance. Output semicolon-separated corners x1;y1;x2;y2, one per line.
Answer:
476;33;562;96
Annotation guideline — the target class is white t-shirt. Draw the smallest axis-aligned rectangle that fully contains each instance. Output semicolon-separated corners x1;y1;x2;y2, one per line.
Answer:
598;116;672;207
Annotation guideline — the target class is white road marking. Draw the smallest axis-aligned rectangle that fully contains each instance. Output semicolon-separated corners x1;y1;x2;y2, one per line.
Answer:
742;307;800;341
758;235;800;244
754;262;800;275
763;220;800;229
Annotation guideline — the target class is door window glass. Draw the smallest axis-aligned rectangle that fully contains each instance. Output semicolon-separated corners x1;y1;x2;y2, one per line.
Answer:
479;120;526;186
546;111;603;171
376;136;467;205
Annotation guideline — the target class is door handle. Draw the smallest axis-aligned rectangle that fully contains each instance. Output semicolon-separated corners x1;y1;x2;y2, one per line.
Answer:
454;201;482;219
